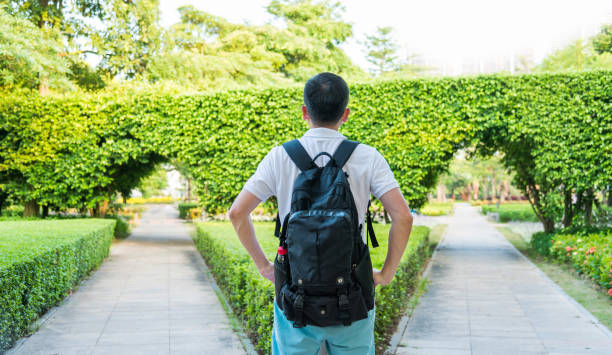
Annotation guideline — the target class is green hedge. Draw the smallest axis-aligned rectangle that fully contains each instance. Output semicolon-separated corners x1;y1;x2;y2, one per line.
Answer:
481;203;539;222
178;202;199;219
1;72;610;231
0;219;115;351
194;221;429;354
537;230;612;298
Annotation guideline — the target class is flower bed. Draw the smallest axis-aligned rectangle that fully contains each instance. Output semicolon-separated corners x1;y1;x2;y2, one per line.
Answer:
548;230;612;298
194;221;430;354
0;219;116;351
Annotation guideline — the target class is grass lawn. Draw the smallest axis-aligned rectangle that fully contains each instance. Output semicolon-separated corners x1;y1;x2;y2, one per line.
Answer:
482;203;538;222
0;219;115;268
420;201;454;216
497;226;612;330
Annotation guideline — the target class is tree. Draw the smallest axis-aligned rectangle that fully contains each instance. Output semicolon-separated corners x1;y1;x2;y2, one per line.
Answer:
538;38;612;72
0;6;71;91
592;23;611;54
92;0;162;79
363;26;398;75
138;164;168;198
147;0;364;90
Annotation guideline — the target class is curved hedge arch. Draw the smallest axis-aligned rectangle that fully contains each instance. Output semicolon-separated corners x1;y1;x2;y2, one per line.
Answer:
1;71;610;230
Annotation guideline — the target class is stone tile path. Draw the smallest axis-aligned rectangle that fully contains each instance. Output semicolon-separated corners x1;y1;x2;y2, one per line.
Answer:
8;205;245;355
394;203;612;355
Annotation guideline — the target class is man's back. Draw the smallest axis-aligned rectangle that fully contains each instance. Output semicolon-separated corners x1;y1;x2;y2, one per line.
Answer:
244;127;399;243
229;72;413;355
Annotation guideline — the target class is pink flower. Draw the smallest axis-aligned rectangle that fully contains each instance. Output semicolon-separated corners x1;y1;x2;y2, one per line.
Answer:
566;246;572;252
608;289;612;296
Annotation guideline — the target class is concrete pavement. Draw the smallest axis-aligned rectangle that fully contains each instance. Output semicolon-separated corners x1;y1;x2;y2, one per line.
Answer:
394;203;612;355
8;204;245;355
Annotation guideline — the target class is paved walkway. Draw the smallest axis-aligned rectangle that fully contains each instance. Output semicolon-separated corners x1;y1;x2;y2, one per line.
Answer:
9;205;245;355
395;203;612;355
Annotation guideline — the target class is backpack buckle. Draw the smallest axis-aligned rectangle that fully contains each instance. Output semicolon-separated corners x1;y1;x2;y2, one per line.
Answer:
293;290;306;328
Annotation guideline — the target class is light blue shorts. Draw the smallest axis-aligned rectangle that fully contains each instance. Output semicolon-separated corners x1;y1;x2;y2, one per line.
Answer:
271;301;375;355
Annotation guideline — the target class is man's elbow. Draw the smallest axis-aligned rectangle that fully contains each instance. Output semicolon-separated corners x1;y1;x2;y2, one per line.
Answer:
394;208;413;227
228;205;245;222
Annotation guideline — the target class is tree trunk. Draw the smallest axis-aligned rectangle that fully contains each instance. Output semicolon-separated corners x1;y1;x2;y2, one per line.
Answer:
542;218;555;233
93;200;109;218
186;177;192;202
472;179;479;201
562;188;573;228
608;187;612;207
584;189;594;226
42;205;49;218
23;200;40;217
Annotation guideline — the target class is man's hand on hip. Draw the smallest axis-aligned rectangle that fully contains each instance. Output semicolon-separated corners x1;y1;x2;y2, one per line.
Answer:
259;260;275;283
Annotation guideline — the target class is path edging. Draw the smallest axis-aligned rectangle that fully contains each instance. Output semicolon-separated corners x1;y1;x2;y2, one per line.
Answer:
496;225;612;340
189;229;258;355
384;223;450;355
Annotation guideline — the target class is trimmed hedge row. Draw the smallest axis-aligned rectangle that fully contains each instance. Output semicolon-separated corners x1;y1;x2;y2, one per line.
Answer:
178;202;199;219
481;203;539;222
2;71;610;231
532;230;612;298
194;221;429;354
0;219;116;351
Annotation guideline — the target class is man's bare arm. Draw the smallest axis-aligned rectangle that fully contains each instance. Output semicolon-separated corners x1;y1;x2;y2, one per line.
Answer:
228;190;274;282
374;187;414;286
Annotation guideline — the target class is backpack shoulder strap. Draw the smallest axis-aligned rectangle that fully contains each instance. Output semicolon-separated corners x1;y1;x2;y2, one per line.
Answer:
282;139;315;172
330;140;359;168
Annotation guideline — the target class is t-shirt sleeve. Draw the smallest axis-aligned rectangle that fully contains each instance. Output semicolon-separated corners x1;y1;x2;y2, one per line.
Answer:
370;149;400;199
242;147;277;202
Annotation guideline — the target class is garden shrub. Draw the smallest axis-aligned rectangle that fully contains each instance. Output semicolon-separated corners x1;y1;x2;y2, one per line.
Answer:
106;214;130;239
547;230;612;298
481;203;539;222
194;221;430;354
530;231;555;256
178;202;199;219
0;219;116;352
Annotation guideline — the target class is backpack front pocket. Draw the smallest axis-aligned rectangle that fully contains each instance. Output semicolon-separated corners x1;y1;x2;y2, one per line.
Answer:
286;209;354;288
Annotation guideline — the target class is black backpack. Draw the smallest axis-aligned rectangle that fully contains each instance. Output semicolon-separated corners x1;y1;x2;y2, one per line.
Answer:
274;139;379;328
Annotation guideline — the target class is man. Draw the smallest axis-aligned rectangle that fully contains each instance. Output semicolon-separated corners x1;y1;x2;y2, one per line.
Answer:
228;72;413;354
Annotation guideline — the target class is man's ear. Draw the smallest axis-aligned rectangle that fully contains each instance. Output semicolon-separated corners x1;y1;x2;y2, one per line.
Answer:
340;108;350;123
301;105;309;121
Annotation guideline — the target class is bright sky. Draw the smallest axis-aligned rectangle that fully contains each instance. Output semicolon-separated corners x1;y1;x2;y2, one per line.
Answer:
159;0;612;75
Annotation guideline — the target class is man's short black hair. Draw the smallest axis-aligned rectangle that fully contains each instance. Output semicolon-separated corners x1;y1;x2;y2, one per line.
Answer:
303;72;349;125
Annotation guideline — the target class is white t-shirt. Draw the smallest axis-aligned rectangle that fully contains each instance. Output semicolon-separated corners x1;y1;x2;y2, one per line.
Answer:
243;127;400;243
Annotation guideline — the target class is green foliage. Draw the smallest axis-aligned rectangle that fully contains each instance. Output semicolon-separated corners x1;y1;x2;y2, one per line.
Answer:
193;221;430;354
106;214;130;238
1;71;610;232
66;60;106;91
481;203;538;222
0;219;115;351
178;202;199;219
147;0;364;91
547;230;612;298
137;164;168;198
0;6;71;90
92;0;162;79
538;39;612;72
592;24;612;55
363;26;398;74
